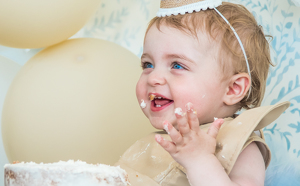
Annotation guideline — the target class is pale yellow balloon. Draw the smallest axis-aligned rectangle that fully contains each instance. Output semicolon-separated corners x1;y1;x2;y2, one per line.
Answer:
0;0;101;48
0;56;21;182
2;38;156;165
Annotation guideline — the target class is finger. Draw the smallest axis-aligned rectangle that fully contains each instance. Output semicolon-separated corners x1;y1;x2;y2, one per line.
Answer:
207;119;224;138
163;121;183;145
175;107;190;135
155;134;177;154
185;102;200;131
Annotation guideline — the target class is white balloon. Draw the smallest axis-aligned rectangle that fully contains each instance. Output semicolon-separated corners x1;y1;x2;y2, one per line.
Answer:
0;0;101;48
2;38;156;165
0;55;21;185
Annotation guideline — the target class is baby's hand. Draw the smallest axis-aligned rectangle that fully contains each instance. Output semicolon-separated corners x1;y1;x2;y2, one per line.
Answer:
155;102;224;169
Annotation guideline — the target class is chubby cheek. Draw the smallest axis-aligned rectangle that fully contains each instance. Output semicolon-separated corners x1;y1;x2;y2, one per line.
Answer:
136;78;145;102
173;93;202;111
135;78;150;117
172;93;206;121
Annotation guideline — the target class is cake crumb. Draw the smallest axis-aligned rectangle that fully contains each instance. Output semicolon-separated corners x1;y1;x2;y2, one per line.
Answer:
149;94;155;101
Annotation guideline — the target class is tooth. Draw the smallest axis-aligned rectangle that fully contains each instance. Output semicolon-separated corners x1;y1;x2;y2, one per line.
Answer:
158;97;162;99
156;105;161;107
149;94;155;101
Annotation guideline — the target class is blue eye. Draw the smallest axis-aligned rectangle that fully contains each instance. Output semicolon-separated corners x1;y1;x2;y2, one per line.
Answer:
142;62;154;69
172;63;184;69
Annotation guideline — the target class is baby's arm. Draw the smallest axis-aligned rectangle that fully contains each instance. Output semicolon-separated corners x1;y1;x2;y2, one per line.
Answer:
155;102;265;186
229;142;265;185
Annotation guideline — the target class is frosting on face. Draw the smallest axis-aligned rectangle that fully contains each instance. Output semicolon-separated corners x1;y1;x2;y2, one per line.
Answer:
140;99;147;109
174;107;183;116
149;94;155;101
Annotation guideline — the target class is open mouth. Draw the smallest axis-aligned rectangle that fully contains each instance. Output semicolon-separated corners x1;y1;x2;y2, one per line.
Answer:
150;95;174;111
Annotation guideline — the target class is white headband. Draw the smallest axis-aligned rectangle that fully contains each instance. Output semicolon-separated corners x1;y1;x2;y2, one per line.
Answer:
157;0;252;99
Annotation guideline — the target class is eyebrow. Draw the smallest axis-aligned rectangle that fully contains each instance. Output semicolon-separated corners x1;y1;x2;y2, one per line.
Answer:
166;54;195;64
141;53;150;59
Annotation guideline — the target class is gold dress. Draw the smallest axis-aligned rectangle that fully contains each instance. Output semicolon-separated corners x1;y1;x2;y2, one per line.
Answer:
115;101;290;185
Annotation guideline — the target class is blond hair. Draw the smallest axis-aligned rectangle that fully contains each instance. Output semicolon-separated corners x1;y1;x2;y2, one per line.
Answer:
146;2;273;110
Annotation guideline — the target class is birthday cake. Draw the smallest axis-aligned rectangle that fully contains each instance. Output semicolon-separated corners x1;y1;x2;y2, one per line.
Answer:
4;160;130;186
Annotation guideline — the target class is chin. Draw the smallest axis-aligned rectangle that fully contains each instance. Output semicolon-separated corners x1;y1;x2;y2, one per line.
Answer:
149;120;164;130
150;117;177;130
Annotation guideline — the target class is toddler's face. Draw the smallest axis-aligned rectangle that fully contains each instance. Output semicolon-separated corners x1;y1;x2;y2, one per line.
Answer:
136;24;229;130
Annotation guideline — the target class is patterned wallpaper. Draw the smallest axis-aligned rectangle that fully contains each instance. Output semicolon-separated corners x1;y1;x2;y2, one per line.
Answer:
232;0;300;185
0;0;299;185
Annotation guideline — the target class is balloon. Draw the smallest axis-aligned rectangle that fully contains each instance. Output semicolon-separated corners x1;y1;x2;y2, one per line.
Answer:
0;0;101;48
2;38;156;165
0;56;21;184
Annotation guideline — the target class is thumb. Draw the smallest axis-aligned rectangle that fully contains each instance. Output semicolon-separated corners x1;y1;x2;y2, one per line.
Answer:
207;119;224;138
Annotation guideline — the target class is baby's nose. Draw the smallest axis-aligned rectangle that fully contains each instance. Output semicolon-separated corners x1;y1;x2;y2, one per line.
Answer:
147;70;166;86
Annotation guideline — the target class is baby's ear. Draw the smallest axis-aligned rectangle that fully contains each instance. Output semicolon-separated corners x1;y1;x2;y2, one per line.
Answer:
223;73;250;106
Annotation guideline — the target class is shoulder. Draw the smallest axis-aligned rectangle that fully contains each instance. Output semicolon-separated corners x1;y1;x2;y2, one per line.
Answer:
215;101;290;172
229;142;265;186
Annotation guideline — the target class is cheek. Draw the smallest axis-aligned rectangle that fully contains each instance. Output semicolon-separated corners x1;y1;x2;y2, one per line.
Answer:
136;78;144;100
174;84;204;103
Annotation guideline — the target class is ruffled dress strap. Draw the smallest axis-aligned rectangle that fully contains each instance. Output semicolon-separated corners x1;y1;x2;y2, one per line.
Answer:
212;101;290;174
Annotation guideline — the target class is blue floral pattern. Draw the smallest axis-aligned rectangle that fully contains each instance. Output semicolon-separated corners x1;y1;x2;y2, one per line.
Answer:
229;0;300;185
71;0;159;58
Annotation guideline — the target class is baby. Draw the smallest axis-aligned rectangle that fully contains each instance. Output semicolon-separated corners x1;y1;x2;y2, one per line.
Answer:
116;1;290;185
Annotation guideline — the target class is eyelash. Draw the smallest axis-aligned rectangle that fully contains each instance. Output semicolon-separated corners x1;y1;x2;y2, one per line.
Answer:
141;62;153;69
140;61;187;70
171;62;186;70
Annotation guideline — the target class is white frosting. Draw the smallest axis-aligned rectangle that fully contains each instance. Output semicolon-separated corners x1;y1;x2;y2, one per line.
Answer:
140;99;146;109
174;107;183;116
4;160;129;186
